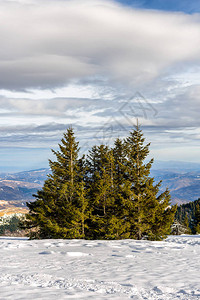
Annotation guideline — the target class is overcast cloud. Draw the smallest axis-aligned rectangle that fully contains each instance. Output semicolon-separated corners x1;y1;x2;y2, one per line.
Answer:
0;0;200;89
0;0;200;171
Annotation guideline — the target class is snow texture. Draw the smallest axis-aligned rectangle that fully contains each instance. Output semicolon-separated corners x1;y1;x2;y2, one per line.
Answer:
0;235;200;299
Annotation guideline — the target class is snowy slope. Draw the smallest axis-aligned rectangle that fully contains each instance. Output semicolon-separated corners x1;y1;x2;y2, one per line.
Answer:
0;235;200;299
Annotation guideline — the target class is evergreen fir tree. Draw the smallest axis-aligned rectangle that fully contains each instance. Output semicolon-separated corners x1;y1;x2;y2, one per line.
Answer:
171;220;189;235
183;215;191;234
23;128;88;239
109;138;131;238
193;204;200;234
149;188;177;240
123;122;176;240
86;145;116;239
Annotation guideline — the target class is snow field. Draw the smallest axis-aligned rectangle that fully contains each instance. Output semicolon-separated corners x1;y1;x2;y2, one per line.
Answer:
0;235;200;299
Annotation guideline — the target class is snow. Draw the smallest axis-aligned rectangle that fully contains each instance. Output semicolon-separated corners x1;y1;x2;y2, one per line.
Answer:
0;235;200;299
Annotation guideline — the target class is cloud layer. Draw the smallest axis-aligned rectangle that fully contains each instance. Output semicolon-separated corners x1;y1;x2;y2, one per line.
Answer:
0;0;200;90
0;0;200;170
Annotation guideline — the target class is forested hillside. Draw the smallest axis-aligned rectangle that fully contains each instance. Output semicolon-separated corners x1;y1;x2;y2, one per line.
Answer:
175;198;200;233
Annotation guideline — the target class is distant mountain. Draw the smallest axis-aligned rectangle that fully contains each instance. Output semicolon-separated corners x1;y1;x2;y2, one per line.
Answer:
151;169;200;204
0;168;50;210
152;160;200;172
0;168;50;184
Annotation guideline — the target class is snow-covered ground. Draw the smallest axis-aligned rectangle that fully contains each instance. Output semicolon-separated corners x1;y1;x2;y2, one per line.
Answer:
0;235;200;300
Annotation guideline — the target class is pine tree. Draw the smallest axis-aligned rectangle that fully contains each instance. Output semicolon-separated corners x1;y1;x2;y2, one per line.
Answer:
123;122;176;240
110;138;131;238
149;188;177;240
183;215;191;234
23;128;88;239
194;204;200;234
171;220;189;235
86;145;116;239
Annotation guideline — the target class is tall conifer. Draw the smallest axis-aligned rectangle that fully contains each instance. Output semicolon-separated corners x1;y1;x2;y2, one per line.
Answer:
194;204;200;234
24;128;88;239
86;145;116;238
124;122;176;240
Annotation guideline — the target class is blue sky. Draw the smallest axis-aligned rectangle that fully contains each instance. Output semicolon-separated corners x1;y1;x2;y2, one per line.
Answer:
0;0;200;172
117;0;200;13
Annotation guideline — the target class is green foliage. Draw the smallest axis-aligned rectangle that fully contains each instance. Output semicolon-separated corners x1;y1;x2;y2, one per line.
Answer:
122;123;176;240
0;215;22;234
23;127;89;239
183;215;192;234
194;204;200;234
171;219;190;235
175;198;200;234
23;124;176;240
86;145;117;239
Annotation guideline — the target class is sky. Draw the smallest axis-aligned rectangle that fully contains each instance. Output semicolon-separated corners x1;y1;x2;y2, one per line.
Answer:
0;0;200;172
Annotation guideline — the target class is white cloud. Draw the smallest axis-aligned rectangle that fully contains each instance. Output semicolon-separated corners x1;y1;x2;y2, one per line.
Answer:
0;0;199;90
0;0;200;166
